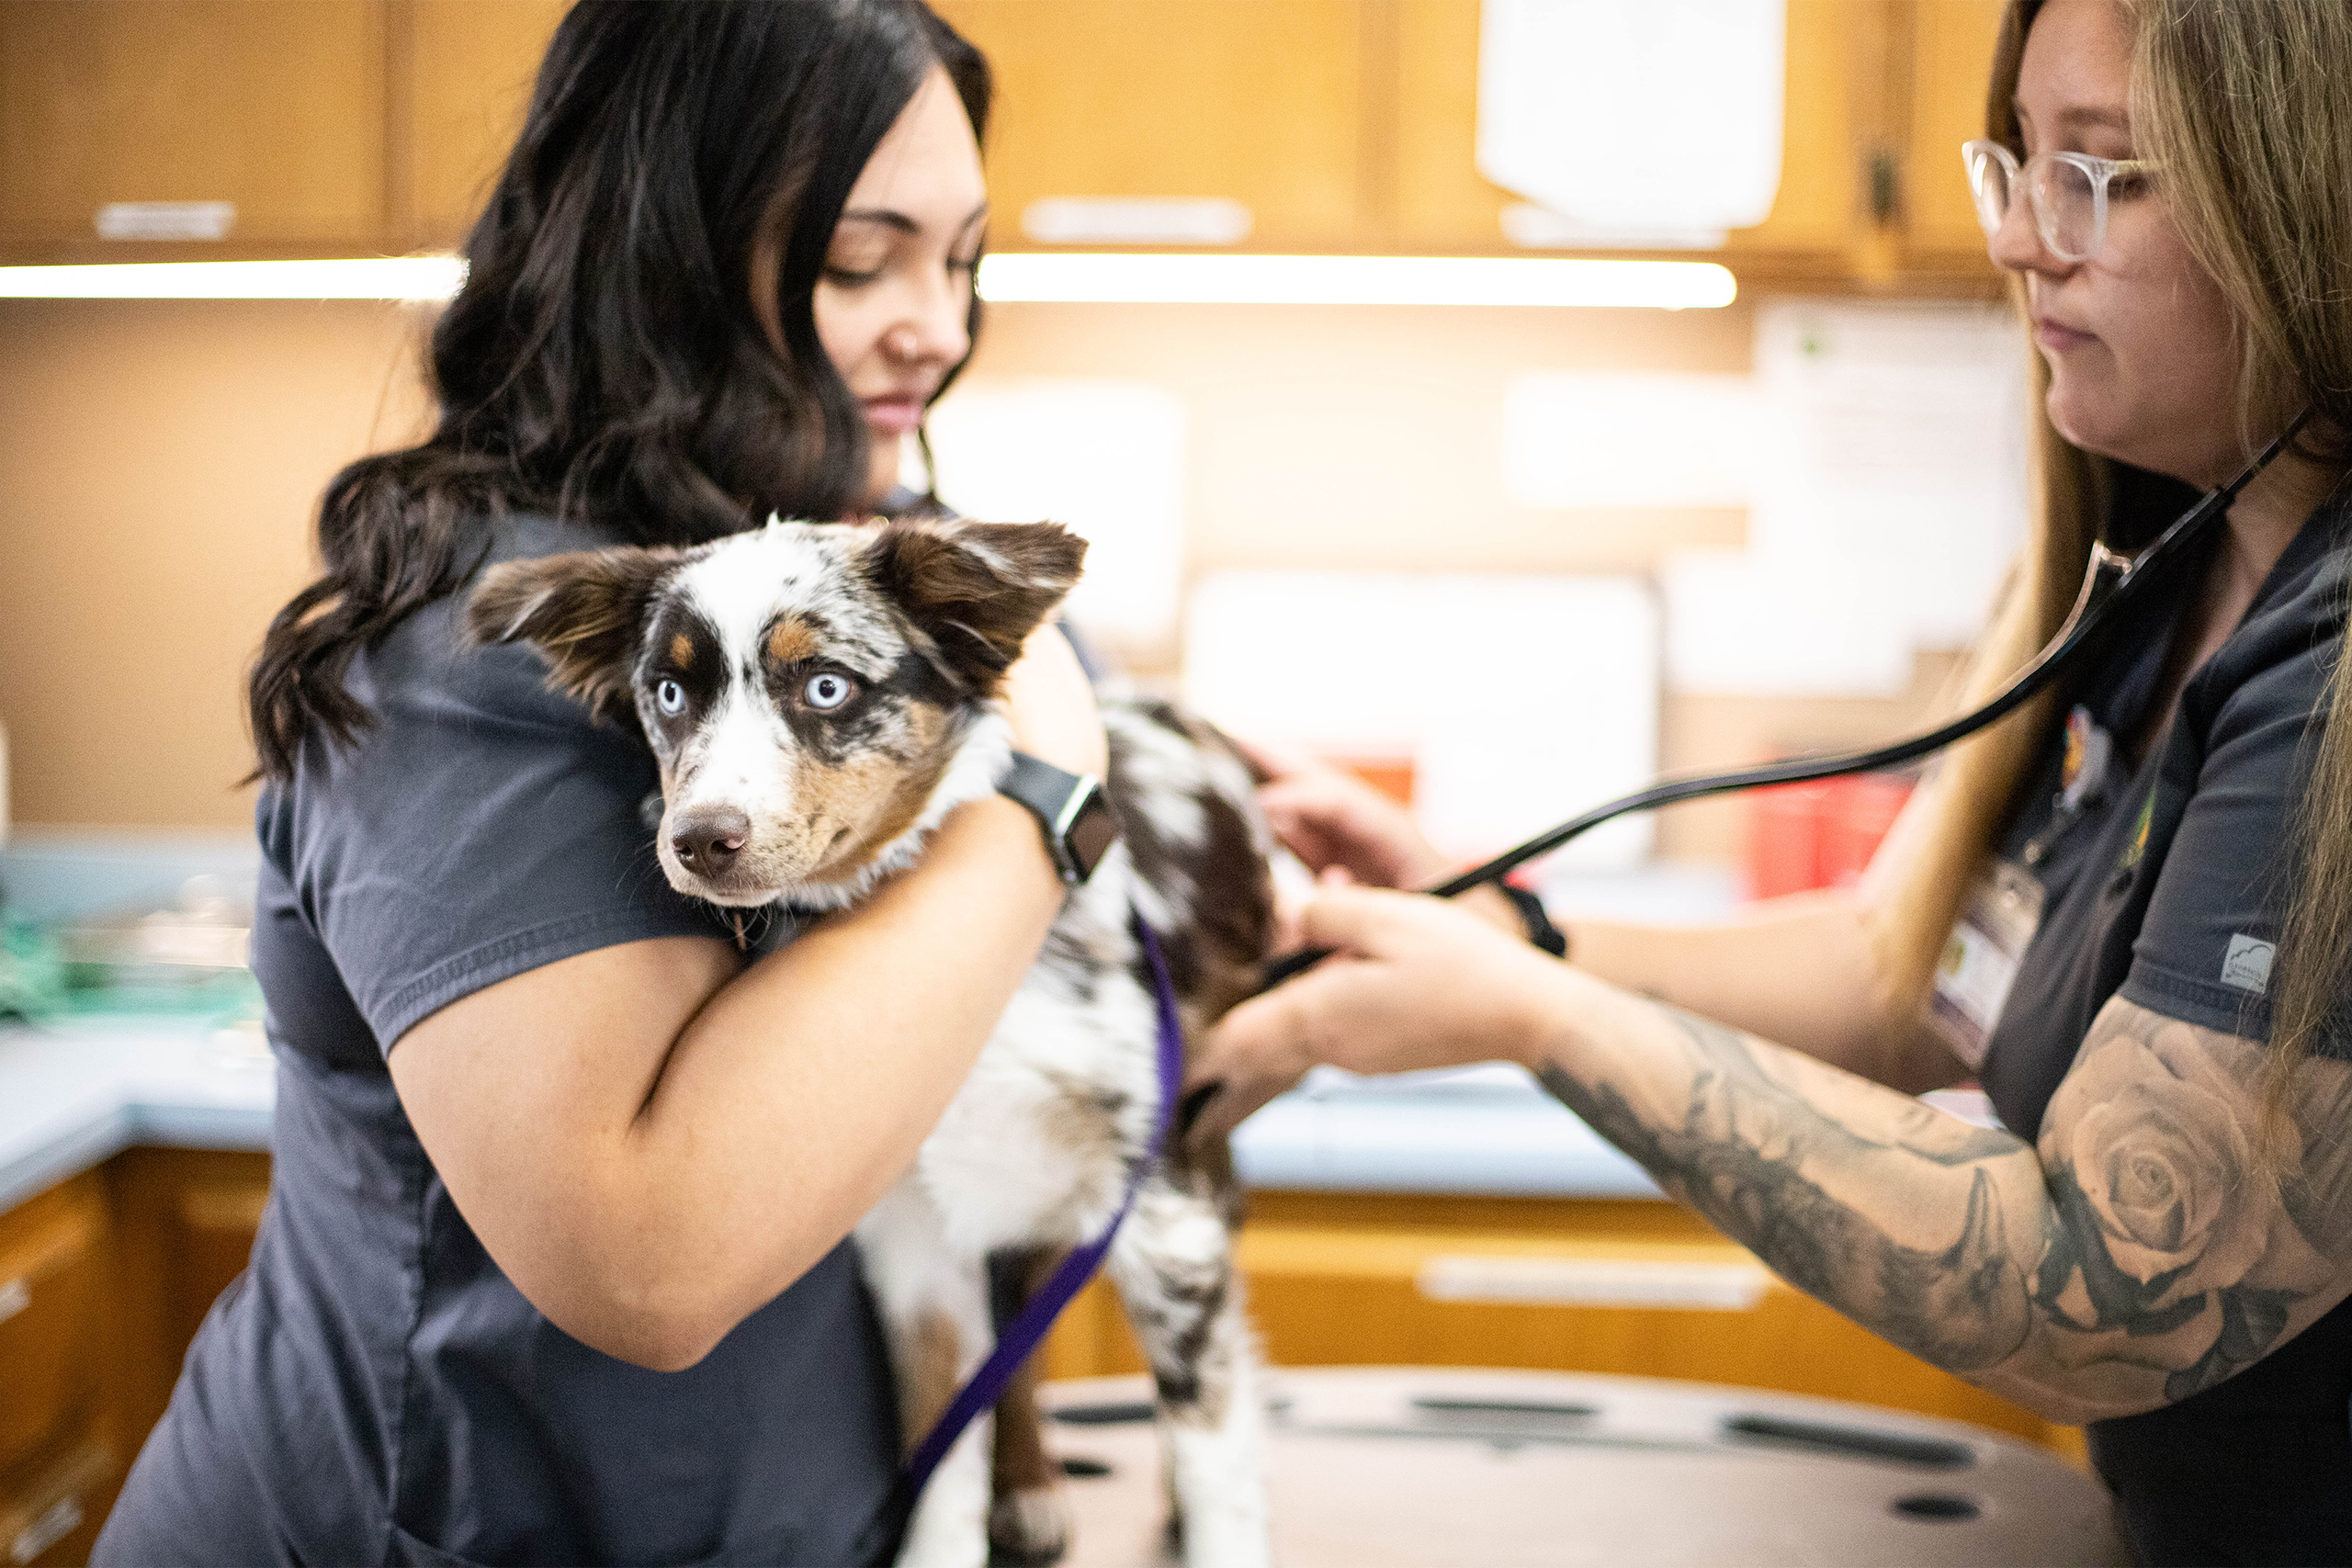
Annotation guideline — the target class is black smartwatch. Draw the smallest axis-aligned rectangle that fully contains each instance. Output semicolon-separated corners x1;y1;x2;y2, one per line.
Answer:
998;750;1119;885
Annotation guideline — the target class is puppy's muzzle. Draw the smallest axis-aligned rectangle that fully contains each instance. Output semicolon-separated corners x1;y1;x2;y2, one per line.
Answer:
670;805;752;878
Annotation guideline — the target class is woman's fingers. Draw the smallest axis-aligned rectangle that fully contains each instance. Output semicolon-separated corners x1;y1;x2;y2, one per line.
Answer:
1254;772;1448;889
1184;980;1319;1147
1231;732;1320;783
1188;885;1582;1156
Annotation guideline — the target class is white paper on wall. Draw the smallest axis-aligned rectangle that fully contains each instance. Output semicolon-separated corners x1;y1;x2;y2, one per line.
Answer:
1504;371;1760;509
1182;572;1660;869
920;378;1188;645
1477;0;1786;233
1659;300;2031;695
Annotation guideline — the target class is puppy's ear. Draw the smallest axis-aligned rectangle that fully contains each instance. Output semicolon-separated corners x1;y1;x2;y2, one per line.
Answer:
466;547;676;721
864;520;1088;690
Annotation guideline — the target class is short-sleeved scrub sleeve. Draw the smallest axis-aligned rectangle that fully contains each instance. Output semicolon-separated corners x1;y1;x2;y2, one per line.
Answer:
2119;537;2348;1052
266;515;740;1052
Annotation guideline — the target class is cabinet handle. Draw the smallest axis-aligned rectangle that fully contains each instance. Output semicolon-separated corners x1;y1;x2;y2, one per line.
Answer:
1417;1254;1771;1311
1022;197;1252;246
94;201;236;241
0;1436;110;1566
9;1495;80;1566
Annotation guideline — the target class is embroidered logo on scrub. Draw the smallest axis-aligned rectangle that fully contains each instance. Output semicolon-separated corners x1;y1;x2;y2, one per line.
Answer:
2222;934;2276;995
2120;788;2155;870
2061;705;2110;810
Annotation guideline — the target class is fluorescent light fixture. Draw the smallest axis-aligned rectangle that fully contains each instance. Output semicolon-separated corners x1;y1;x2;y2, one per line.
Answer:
0;251;1736;310
977;252;1736;310
0;256;466;300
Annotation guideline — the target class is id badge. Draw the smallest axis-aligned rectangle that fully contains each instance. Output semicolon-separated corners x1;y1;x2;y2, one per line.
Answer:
1929;860;2045;1069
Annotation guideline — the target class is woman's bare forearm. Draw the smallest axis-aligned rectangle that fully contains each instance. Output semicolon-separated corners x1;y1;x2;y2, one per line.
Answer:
391;795;1066;1369
1565;890;1966;1091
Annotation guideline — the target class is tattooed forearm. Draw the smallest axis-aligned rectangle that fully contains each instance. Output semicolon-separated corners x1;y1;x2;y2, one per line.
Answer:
1534;1010;2034;1373
1531;994;2352;1420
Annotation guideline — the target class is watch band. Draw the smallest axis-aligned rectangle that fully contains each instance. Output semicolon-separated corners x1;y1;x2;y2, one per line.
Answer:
999;750;1119;885
1497;881;1569;958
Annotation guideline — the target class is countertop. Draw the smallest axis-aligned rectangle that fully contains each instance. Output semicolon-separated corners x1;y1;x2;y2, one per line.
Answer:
0;1011;1662;1214
2;839;2005;1216
1;829;1727;1214
0;1011;276;1212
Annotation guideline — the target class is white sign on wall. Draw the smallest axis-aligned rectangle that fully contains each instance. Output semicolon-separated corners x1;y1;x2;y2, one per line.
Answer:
920;378;1188;647
1660;302;2031;695
1182;572;1660;869
1477;0;1787;237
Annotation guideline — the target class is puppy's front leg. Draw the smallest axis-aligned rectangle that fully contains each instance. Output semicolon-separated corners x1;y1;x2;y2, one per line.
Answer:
1106;1179;1271;1568
857;1187;997;1568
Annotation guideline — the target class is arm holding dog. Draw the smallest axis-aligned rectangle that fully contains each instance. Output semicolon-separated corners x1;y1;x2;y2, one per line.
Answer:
390;621;1098;1373
1192;885;2352;1422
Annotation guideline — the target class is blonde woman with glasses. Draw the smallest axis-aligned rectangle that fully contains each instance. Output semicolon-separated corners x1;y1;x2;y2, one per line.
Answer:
1194;2;2352;1561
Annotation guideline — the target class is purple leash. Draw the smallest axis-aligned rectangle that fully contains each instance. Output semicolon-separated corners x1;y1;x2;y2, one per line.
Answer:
876;909;1185;1539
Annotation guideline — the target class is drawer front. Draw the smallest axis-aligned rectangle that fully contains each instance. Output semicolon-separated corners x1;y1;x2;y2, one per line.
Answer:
0;1179;108;1480
0;1429;116;1567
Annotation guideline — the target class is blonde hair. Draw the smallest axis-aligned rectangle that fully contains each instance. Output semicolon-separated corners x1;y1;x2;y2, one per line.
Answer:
1871;0;2352;1136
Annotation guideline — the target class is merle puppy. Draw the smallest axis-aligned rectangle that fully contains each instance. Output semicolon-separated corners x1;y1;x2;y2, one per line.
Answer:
468;516;1273;1568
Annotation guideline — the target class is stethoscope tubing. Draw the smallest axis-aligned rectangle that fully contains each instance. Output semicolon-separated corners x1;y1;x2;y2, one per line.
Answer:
1256;413;2308;995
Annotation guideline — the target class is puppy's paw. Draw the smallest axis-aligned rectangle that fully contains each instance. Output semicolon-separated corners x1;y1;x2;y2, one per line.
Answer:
987;1483;1070;1566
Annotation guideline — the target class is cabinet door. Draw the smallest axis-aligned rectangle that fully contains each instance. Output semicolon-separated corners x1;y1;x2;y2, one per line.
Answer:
0;0;389;252
0;1176;109;1482
1903;0;2006;268
406;0;568;247
103;1149;273;1450
0;1428;115;1568
932;0;1368;251
1385;0;1871;268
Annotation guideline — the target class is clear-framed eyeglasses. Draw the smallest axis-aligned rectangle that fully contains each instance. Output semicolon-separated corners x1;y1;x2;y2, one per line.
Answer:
1962;139;2152;264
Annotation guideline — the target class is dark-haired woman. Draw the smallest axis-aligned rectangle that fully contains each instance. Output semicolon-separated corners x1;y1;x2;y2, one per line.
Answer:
94;5;1102;1564
1196;1;2352;1562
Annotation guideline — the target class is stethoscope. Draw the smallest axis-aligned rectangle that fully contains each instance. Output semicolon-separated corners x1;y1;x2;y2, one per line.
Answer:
1254;412;2311;997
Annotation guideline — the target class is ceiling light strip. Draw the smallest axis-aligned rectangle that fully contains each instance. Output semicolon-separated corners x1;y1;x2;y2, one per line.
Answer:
977;252;1736;310
0;252;1736;310
0;256;467;300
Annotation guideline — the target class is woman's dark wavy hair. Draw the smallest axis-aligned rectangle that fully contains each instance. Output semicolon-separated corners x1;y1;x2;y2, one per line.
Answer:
248;0;989;781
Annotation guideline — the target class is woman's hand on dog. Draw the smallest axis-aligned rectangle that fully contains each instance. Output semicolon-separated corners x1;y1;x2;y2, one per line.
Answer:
1184;883;1582;1149
1002;623;1107;778
1239;738;1452;890
1241;738;1544;949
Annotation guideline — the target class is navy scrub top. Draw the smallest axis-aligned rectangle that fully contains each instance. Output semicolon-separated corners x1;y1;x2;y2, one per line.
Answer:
1981;491;2352;1566
95;513;903;1567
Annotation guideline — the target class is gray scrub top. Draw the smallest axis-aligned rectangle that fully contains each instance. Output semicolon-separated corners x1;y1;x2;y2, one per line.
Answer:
1983;493;2352;1567
95;513;903;1567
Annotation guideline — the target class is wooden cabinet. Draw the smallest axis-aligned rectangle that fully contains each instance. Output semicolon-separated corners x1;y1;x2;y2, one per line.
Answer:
102;1149;272;1449
0;0;2011;289
1043;1190;2086;1462
934;0;1370;251
0;1177;111;1485
0;0;390;253
0;1151;267;1559
405;0;568;246
0;1429;113;1568
1382;0;1878;273
1901;0;2007;269
0;1175;119;1568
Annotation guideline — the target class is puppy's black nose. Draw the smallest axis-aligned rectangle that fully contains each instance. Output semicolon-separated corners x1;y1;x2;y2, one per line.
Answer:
671;807;751;873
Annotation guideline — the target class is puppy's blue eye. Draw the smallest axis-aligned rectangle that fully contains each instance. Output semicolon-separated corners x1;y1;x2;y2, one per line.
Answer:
656;679;686;716
805;672;854;710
